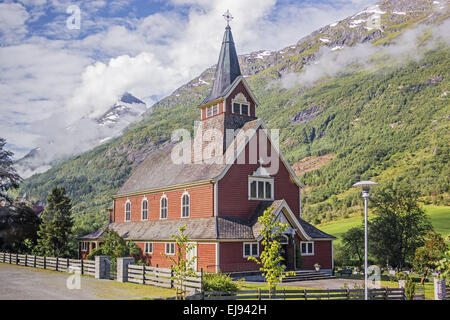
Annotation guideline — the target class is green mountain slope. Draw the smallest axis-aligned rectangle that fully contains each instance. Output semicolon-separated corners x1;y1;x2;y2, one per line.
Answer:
19;0;450;236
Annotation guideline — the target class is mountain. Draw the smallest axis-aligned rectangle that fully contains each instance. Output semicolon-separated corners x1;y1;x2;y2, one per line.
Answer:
18;0;450;235
15;92;147;178
96;92;147;128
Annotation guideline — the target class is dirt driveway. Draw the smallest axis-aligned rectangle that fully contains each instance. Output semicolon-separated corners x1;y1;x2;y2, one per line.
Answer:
0;263;175;300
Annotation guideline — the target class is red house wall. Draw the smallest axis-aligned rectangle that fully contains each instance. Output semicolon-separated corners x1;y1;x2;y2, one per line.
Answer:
113;184;214;223
218;128;300;218
219;242;261;273
136;241;216;272
301;240;333;270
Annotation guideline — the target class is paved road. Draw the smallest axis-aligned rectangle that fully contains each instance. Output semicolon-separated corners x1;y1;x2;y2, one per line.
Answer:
0;263;173;300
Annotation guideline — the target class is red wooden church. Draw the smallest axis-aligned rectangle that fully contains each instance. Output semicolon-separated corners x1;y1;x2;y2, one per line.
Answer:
79;22;335;275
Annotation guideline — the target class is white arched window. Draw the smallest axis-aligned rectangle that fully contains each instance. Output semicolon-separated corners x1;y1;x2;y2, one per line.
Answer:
125;201;131;221
160;195;168;219
181;192;190;218
141;198;148;220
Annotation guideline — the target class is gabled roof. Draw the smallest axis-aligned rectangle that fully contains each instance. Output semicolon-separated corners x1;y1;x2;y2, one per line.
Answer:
115;143;228;197
115;120;260;197
249;200;336;240
202;25;242;105
115;118;304;197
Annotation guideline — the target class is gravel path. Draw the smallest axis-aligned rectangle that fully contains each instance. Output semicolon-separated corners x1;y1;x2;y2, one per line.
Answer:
0;263;174;300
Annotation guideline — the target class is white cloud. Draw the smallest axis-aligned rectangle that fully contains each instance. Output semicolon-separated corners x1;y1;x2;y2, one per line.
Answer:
2;0;378;165
0;2;29;44
279;20;450;89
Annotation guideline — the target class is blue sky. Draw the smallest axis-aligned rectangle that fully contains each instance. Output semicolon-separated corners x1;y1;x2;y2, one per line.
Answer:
0;0;375;162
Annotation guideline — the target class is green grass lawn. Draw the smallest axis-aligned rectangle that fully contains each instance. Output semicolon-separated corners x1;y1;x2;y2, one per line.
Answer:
317;205;449;244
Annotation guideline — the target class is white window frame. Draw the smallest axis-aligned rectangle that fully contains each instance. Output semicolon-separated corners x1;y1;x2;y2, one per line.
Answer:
165;242;175;255
81;241;89;252
300;241;314;256
125;200;131;222
144;242;153;254
248;177;274;200
160;195;168;219
181;192;190;218
206;104;219;118
232;101;250;116
141;198;148;221
243;242;259;258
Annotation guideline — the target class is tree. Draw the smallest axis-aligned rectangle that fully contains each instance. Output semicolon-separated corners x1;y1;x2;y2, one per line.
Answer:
413;231;448;284
0;138;22;204
0;200;40;253
342;226;365;266
162;224;198;300
248;207;295;296
87;229;142;268
436;248;450;279
34;187;74;257
369;184;433;269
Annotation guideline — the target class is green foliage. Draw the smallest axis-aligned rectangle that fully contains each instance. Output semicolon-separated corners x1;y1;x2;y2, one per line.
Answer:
413;231;448;284
436;249;450;280
34;187;74;258
248;207;295;293
86;229;142;264
202;273;238;294
161;225;198;299
0;137;22;204
369;182;433;268
0;201;40;253
404;276;416;300
341;226;365;266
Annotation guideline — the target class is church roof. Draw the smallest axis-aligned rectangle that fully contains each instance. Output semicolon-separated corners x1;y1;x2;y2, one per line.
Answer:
201;25;242;105
115;119;260;197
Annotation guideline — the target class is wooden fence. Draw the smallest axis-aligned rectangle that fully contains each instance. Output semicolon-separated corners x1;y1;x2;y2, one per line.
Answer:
0;252;95;277
446;282;450;300
196;288;405;300
127;264;202;291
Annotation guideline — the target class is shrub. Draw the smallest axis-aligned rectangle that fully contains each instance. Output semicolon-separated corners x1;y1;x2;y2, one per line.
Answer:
202;273;239;293
404;276;416;300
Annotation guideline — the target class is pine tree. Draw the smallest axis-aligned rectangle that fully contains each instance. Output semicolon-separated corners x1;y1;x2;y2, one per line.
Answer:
0;138;22;204
35;187;74;257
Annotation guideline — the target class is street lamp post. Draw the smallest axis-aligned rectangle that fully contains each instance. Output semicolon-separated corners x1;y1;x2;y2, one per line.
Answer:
353;181;378;300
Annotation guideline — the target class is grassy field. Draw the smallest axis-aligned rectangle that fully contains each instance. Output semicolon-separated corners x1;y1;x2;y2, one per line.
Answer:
317;205;450;244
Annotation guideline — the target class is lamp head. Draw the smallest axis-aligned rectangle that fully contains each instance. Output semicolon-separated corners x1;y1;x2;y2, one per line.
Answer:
353;181;378;198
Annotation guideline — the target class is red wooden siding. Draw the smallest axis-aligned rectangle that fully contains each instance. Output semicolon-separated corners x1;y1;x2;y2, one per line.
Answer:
219;242;261;273
136;241;216;272
300;240;333;270
218;128;300;218
113;184;214;222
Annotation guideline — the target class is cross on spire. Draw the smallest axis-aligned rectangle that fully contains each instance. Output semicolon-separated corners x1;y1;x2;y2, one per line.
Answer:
223;10;233;26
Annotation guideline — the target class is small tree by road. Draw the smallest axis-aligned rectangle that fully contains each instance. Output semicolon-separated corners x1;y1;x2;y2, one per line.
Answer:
247;207;295;297
413;231;448;284
162;224;198;299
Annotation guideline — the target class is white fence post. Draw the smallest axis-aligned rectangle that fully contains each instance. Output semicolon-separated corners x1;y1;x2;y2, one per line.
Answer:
434;278;446;300
117;257;134;283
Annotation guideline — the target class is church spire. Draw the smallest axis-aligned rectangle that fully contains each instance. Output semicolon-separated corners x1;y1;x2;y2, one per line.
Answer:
202;11;241;105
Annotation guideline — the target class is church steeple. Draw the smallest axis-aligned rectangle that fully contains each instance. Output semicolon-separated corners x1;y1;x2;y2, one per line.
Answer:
194;11;259;159
202;23;242;105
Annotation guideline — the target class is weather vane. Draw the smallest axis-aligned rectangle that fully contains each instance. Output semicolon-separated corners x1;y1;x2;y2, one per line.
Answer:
223;10;233;26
